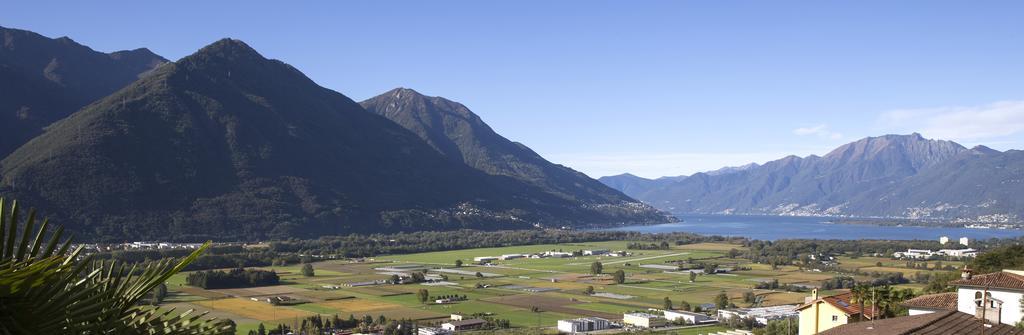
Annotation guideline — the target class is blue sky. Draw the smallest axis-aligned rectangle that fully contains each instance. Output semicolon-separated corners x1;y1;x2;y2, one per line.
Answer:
4;1;1024;178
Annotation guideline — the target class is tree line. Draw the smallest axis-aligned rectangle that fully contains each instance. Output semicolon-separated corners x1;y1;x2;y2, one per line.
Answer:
186;268;280;289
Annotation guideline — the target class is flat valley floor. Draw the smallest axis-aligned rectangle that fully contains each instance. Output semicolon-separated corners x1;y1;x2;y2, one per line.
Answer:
160;241;959;334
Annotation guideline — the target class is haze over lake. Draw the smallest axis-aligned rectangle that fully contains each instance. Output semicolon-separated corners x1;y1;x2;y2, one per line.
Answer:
604;214;1024;241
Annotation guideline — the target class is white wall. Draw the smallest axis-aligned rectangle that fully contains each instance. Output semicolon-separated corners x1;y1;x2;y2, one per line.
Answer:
557;320;577;333
957;287;1023;325
908;308;936;316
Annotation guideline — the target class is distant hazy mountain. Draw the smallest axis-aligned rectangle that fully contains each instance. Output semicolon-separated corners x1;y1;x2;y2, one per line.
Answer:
360;88;664;216
0;38;670;241
705;163;759;176
603;134;1024;223
0;26;167;156
597;164;758;198
598;173;682;197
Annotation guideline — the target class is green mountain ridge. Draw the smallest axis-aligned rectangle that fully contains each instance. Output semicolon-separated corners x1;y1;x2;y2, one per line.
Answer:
1;37;670;241
360;88;661;208
0;25;167;156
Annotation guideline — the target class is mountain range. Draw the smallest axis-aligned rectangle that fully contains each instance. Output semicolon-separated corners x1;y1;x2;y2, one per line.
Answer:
0;27;668;241
0;26;167;157
600;134;1024;222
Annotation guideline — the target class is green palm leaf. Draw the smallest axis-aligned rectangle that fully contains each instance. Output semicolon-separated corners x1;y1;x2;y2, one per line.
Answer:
0;197;234;334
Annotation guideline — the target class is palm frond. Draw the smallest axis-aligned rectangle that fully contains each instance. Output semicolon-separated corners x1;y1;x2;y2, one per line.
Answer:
0;197;234;334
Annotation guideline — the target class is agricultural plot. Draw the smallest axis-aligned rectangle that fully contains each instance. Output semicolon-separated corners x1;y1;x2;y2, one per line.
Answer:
159;240;946;335
484;293;621;319
194;298;313;321
211;285;310;298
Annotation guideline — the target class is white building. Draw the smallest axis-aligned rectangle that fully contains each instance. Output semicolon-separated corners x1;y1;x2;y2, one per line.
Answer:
901;268;1024;327
441;319;487;331
583;249;609;256
622;313;666;328
960;237;970;246
544;251;574;258
418;327;452;335
893;249;935;259
556;317;610;333
952;269;1024;325
717;305;799;326
663;310;714;324
938;248;978;258
500;254;526;260
473;256;498;262
940;236;950;245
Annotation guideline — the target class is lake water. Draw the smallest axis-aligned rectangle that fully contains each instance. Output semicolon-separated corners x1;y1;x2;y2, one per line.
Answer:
602;214;1024;241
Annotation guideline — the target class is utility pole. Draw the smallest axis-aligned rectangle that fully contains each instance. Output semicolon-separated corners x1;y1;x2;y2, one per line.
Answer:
871;288;876;328
981;286;989;335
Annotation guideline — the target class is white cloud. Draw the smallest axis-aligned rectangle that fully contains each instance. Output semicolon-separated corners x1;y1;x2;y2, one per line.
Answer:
878;100;1024;142
793;124;843;140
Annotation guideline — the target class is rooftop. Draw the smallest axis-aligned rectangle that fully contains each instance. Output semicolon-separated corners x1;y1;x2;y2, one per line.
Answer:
820;311;1024;335
665;310;708;316
624;312;662;319
798;292;877;319
900;292;958;311
952;270;1024;290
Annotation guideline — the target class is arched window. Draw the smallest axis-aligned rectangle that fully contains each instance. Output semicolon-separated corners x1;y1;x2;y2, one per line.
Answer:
975;292;983;307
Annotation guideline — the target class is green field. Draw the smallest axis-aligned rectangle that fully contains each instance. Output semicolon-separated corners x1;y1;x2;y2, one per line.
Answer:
159;241;951;334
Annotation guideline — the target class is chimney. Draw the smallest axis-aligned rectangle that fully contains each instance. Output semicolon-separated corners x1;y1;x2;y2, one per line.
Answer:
962;265;973;279
804;288;819;304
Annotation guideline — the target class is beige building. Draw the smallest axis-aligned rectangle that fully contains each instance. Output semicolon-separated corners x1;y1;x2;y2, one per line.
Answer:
796;290;875;335
622;312;667;328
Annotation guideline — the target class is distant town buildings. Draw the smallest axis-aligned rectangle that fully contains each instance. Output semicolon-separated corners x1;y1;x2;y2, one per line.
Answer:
556;317;610;333
939;236;949;245
471;249;627;264
893;248;977;259
544;251;575;258
959;237;970;246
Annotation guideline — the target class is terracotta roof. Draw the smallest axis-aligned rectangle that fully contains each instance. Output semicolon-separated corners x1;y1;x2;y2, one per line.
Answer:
952;271;1024;290
900;292;957;311
797;292;877;319
821;311;1024;335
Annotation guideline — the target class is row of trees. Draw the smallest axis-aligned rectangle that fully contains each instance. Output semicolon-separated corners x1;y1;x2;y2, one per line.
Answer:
754;279;808;292
185;268;280;289
268;230;739;258
248;314;418;335
627;241;672;250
